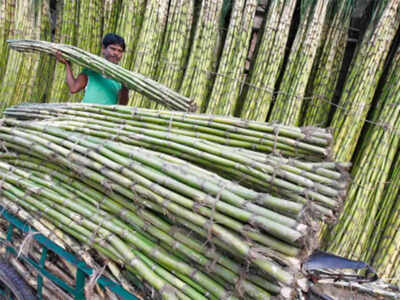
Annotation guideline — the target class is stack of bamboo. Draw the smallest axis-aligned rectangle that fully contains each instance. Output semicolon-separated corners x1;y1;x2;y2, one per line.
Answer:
0;102;350;299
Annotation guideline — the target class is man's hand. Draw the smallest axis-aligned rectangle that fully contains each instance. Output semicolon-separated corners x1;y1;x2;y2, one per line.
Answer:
56;50;88;94
56;51;69;65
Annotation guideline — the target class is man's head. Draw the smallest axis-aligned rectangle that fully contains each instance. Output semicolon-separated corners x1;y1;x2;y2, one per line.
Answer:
102;33;126;64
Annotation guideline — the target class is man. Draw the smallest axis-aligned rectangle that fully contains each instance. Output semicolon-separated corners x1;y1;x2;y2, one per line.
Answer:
56;33;129;105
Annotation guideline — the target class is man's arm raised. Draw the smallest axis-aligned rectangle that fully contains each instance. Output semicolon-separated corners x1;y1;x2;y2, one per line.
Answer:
56;51;88;94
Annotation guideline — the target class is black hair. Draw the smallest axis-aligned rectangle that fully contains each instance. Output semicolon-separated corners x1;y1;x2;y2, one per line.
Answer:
102;33;126;51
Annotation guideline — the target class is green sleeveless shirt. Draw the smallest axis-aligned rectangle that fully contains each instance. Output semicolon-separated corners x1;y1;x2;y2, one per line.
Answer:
81;68;122;105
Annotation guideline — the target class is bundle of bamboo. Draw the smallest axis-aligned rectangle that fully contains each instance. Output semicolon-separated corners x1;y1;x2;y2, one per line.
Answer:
179;0;224;112
153;0;194;110
240;0;297;121
128;0;169;108
206;0;257;116
329;0;400;161
268;0;329;126
302;0;353;126
324;48;400;260
8;40;197;112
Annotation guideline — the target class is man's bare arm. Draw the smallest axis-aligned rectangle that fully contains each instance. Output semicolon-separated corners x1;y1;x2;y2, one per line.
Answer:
56;51;88;94
118;87;129;105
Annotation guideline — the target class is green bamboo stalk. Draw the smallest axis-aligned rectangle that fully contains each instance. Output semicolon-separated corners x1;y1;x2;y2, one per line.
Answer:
103;0;122;37
0;166;241;300
6;123;306;243
153;0;193;110
372;155;400;284
0;186;180;300
0;0;35;111
30;0;55;103
1;152;301;259
0;128;298;287
10;105;328;157
4;104;331;160
22;161;274;298
6;102;332;146
4;117;343;210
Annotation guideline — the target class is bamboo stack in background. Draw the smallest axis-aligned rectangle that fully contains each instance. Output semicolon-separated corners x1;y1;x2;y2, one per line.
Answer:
268;0;329;126
128;0;169;107
240;0;297;122
0;0;16;82
206;0;257;116
0;0;43;111
116;0;145;71
153;0;194;110
329;0;400;161
302;0;353;126
179;0;224;112
324;47;400;261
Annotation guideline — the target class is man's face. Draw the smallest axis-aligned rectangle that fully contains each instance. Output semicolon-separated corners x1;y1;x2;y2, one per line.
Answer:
102;44;124;64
